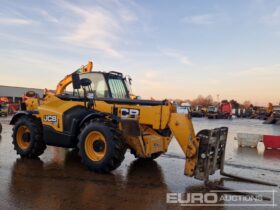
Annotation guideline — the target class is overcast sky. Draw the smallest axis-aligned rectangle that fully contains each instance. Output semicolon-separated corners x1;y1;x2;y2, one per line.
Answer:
0;0;279;105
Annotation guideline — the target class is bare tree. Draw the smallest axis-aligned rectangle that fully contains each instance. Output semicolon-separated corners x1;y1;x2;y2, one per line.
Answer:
243;100;252;108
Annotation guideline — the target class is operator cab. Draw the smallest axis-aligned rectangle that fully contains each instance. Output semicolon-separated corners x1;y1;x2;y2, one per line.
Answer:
58;71;166;106
62;71;130;100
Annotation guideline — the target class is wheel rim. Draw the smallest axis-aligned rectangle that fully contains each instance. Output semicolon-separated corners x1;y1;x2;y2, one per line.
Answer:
85;131;107;161
16;125;31;150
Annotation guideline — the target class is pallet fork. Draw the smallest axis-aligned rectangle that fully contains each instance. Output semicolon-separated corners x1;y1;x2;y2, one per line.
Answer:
194;127;277;201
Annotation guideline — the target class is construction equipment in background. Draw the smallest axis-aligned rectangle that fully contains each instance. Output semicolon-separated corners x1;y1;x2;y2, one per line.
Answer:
176;102;191;114
264;105;280;125
190;105;205;117
206;100;232;119
206;105;219;119
252;107;269;120
0;103;8;117
219;100;232;118
0;96;19;115
10;61;277;197
267;103;273;115
0;97;9;117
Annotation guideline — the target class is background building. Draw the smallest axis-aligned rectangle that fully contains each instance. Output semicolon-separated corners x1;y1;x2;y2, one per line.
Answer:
0;85;44;103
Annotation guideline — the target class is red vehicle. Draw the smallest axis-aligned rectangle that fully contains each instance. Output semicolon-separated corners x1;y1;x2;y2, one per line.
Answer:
219;101;232;119
0;96;9;103
207;101;232;119
0;97;10;116
0;96;19;115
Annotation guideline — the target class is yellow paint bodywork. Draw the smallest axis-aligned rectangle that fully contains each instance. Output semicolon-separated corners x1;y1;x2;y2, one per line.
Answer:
94;100;171;130
25;93;199;177
168;113;199;176
38;95;83;132
25;98;40;112
34;95;174;133
141;126;171;157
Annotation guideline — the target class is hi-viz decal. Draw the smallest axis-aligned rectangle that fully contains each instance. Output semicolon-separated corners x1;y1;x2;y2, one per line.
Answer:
120;108;140;119
43;115;57;122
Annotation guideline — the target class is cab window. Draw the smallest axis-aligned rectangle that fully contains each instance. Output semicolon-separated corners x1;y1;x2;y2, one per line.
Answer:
65;73;109;98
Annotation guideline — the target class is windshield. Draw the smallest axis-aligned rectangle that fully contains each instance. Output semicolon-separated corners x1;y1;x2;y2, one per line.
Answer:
108;78;128;99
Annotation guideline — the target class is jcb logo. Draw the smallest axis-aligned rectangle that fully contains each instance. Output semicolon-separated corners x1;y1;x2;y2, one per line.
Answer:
44;115;57;122
120;108;140;119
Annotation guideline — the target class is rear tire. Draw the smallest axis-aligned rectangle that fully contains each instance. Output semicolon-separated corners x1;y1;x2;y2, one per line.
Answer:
78;120;126;173
12;116;46;158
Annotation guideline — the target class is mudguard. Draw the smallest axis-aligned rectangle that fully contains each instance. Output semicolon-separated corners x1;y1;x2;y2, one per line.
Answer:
79;112;120;128
10;111;38;125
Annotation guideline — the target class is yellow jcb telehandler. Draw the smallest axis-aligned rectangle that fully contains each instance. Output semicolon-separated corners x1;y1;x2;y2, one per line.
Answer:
9;61;277;189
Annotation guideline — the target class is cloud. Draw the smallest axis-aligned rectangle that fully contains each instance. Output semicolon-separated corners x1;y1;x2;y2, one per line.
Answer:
0;49;83;88
144;70;160;79
207;79;220;85
161;49;192;65
182;14;214;25
120;9;138;22
114;1;138;23
40;10;59;23
233;64;280;77
0;17;32;25
260;7;280;26
57;0;140;58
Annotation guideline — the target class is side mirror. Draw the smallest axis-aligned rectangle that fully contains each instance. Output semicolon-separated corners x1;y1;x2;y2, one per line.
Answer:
125;75;132;85
72;73;81;89
127;76;132;85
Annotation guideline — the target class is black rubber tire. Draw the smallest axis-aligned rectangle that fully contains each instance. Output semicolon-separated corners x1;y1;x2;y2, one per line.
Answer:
0;123;2;134
12;115;46;158
78;120;126;173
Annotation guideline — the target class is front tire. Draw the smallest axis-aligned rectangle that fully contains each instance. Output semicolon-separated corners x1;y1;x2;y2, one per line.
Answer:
78;121;126;173
12;116;46;158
